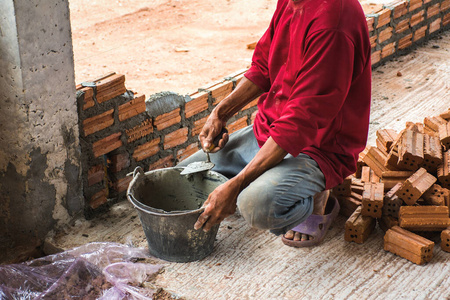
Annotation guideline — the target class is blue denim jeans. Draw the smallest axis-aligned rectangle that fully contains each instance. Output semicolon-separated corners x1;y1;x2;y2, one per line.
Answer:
177;125;326;235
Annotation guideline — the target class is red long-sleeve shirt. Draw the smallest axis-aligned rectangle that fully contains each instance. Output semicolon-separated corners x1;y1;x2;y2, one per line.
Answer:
245;0;372;190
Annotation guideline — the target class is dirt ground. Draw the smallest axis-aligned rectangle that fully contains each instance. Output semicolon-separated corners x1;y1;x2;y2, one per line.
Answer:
69;0;277;97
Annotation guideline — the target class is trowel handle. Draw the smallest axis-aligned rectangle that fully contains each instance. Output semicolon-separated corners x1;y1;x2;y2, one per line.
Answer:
206;127;228;152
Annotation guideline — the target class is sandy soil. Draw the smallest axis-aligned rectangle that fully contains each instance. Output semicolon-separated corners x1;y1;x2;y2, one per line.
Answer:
69;0;277;97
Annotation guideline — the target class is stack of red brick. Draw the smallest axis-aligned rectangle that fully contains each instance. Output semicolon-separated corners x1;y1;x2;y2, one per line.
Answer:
367;0;450;66
76;70;259;213
334;108;450;264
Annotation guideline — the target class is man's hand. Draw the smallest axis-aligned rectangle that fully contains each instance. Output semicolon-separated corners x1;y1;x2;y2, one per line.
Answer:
194;179;241;232
198;112;229;153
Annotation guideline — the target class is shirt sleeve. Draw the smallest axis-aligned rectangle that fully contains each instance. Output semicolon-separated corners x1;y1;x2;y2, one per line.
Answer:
269;29;356;157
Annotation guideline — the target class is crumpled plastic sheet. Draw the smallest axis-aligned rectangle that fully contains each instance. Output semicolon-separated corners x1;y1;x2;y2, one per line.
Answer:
0;242;163;300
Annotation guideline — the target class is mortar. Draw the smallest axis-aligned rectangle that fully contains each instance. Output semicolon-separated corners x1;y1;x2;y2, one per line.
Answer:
127;166;228;262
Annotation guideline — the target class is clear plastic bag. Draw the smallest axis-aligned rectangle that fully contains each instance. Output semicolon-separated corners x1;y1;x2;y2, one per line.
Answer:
0;242;163;299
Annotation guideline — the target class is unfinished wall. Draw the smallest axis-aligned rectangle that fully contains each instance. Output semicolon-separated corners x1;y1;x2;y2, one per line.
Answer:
0;0;82;262
77;0;450;214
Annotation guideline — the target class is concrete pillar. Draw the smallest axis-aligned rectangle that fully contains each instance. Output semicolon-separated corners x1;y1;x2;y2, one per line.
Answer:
0;0;82;262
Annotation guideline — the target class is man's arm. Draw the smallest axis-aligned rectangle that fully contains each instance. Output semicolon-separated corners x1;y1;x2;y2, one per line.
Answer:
199;77;263;152
194;136;287;231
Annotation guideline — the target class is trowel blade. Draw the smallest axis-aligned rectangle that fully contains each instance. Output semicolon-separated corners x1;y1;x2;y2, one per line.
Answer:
180;161;215;175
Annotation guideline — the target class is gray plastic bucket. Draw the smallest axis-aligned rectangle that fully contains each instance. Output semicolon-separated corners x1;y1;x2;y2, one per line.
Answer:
127;166;228;262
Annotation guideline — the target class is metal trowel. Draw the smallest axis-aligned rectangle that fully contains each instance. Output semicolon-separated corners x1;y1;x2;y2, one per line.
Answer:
180;128;228;176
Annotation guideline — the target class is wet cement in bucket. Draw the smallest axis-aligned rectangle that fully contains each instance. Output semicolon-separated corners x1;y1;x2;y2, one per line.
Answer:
128;167;228;262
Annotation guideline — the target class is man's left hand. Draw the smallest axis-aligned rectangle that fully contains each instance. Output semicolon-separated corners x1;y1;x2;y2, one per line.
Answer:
194;179;242;232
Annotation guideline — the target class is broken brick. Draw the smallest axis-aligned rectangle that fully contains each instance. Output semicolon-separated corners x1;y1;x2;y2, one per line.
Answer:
424;115;447;133
154;108;181;131
439;122;450;150
384;226;434;265
164;127;188;150
397;130;424;171
361;182;384;218
82;109;114;136
345;206;376;244
399;206;450;231
92;132;123;158
125;119;153;143
133;138;161;161
395;167;437;205
118;93;146;122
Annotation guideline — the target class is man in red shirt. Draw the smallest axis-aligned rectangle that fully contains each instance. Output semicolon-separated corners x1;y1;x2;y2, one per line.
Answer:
179;0;371;246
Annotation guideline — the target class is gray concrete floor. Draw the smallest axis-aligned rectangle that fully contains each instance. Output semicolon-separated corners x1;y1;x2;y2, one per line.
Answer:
49;31;450;299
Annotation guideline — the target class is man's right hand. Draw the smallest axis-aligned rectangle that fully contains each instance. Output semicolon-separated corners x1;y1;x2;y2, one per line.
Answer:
198;112;229;153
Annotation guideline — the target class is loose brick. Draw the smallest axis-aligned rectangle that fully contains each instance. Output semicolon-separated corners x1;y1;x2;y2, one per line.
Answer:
422;133;442;173
386;143;401;169
440;109;450;120
88;164;105;186
367;17;375;31
429;18;442;34
177;143;199;162
351;180;365;195
164;127;189;150
378;27;393;43
441;228;450;252
378;215;399;232
89;188;108;209
149;155;174;170
125;119;153;143
371;50;381;65
396;18;410;33
381;42;396;58
154;108;181;131
398;33;413;49
377;9;392;28
361;166;381;183
110;152;130;173
211;81;233;105
133;138;161;161
439;122;450;150
396;168;437;205
118;93;146;122
424;115;447;133
410;10;425;27
438;151;450;188
345;206;376;244
427;3;441;18
95;74;127;103
92;132;123;157
82;109;114;136
192;116;208;137
399;206;450;231
377;129;398;154
113;176;132;193
228;116;248;134
361;182;384;218
384;226;434;265
413;25;427;42
332;177;353;197
423;184;449;206
397;130;424;171
242;97;260;111
409;0;423;12
381;170;414;190
186;92;209;119
360;146;394;177
383;182;404;218
337;193;362;217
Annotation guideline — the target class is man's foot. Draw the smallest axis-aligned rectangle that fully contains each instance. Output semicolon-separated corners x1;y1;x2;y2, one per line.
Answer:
282;191;340;247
